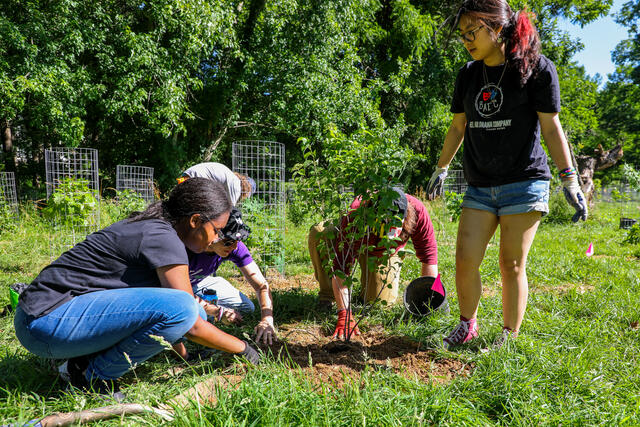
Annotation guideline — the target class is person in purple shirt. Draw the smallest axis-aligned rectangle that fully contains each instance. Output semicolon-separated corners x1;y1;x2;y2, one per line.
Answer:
172;208;275;360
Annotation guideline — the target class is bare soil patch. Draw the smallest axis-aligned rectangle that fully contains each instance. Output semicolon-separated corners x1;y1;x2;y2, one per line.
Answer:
534;282;596;295
227;273;319;295
258;324;472;386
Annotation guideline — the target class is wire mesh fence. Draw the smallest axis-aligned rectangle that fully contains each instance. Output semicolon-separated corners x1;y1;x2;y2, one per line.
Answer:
233;141;286;276
443;169;467;194
116;165;155;205
599;184;640;229
44;147;100;257
0;172;19;226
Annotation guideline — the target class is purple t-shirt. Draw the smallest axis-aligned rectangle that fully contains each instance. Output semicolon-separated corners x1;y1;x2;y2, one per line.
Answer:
188;241;253;287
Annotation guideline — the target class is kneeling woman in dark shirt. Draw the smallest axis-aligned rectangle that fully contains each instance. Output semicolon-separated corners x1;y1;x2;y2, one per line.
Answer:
14;178;259;400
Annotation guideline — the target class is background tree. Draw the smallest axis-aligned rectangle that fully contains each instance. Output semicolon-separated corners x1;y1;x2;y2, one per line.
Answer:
592;0;640;185
1;0;634;196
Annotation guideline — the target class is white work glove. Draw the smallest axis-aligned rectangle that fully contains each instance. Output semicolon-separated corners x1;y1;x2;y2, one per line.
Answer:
562;175;588;222
426;166;448;200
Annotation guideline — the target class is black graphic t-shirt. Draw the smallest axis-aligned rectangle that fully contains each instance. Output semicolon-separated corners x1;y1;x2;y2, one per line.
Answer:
450;55;560;187
19;219;188;317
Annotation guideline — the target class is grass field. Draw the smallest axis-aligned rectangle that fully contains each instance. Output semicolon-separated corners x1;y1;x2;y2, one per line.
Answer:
1;198;639;426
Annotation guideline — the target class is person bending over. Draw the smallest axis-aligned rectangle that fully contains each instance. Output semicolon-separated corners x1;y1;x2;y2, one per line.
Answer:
172;208;276;360
14;178;260;401
309;187;438;339
177;162;256;206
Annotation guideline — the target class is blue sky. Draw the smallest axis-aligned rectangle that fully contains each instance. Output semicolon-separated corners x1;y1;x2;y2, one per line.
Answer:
556;0;629;86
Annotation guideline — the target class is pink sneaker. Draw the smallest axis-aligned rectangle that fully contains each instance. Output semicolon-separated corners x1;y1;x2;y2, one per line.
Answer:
443;317;478;349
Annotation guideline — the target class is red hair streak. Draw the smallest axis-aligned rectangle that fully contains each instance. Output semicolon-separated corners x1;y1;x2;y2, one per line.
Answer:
511;11;535;55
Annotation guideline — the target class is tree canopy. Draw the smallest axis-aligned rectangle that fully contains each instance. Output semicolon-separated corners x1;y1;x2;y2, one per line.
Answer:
0;0;634;194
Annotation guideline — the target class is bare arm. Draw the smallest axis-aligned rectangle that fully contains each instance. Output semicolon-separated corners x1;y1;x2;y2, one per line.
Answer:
436;113;467;168
240;262;273;320
421;263;438;277
239;261;276;344
537;112;573;171
156;264;245;353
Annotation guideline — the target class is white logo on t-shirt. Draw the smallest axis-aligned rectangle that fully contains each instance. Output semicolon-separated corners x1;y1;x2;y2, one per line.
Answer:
475;84;503;118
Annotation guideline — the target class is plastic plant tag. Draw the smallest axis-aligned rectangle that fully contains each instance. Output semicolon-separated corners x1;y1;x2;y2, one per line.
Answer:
585;242;594;257
431;274;445;296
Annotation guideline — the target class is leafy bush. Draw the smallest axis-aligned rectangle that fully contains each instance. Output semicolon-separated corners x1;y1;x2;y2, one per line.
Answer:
444;191;464;221
41;178;99;227
611;187;631;203
0;203;17;231
622;164;640;192
543;185;574;224
101;190;149;224
293;126;422;339
241;197;285;273
624;223;640;245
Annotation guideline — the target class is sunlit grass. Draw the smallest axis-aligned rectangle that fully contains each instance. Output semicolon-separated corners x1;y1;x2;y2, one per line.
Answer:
1;199;639;425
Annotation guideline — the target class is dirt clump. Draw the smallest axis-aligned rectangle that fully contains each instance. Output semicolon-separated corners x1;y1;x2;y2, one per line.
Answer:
259;324;472;386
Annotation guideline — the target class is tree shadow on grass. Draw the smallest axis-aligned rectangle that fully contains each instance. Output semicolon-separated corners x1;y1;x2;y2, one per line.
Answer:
261;287;323;324
0;351;62;398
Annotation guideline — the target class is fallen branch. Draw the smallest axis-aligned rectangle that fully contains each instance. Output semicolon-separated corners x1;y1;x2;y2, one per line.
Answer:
35;404;172;426
24;375;243;427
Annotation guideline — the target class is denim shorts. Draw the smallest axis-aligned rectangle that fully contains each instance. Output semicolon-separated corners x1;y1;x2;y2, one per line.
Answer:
461;179;550;217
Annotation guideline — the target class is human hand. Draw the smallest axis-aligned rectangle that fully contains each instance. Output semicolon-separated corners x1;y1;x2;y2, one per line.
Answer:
235;340;262;364
331;309;361;339
254;318;277;345
426;166;448;200
218;306;243;325
197;297;219;317
562;175;588;222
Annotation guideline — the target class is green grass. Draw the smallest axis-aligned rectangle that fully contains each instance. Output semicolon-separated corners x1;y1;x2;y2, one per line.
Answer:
1;199;639;425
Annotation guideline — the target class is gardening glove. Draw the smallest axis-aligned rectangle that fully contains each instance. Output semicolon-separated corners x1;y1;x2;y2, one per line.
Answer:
236;340;262;365
561;175;588;222
332;309;361;339
426;166;448;200
254;318;277;345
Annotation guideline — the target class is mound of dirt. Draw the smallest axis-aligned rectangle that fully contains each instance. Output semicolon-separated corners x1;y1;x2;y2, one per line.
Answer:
259;324;472;385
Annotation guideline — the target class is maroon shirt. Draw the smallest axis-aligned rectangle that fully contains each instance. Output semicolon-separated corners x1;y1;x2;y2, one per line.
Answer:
332;195;438;274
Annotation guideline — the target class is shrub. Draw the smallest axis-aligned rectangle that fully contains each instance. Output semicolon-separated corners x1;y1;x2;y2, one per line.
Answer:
241;197;285;273
41;178;99;227
444;191;464;221
624;223;640;245
543;185;574;224
101;190;148;224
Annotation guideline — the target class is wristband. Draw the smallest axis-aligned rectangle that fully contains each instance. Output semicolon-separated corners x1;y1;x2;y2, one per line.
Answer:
558;167;576;179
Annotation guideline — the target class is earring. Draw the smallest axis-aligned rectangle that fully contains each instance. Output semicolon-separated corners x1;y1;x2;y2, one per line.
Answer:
497;36;504;43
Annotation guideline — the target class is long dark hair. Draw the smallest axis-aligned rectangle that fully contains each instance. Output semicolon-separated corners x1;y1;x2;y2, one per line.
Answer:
129;177;232;226
455;0;541;86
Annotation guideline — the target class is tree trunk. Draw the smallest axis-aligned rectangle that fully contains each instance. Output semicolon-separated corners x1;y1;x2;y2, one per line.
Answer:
575;143;624;207
2;120;15;170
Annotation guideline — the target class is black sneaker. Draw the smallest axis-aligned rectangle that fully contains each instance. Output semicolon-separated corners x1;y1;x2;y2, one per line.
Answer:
67;356;126;402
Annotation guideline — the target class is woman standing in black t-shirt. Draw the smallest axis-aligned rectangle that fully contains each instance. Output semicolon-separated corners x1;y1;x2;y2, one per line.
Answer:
426;0;588;349
14;178;260;401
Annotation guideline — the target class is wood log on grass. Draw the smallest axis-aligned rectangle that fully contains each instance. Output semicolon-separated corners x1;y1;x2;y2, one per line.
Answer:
31;375;242;427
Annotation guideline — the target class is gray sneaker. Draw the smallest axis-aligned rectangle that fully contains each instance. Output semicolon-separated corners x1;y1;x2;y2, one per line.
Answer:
480;328;517;354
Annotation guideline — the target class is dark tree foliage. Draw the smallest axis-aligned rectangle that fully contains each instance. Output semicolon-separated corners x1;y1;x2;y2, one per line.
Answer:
0;0;623;195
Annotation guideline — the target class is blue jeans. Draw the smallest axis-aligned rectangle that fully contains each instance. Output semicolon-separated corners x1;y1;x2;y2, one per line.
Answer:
193;276;255;313
461;179;550;217
14;287;205;380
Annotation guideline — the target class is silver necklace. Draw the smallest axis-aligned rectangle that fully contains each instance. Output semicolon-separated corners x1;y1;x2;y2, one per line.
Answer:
483;62;507;87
